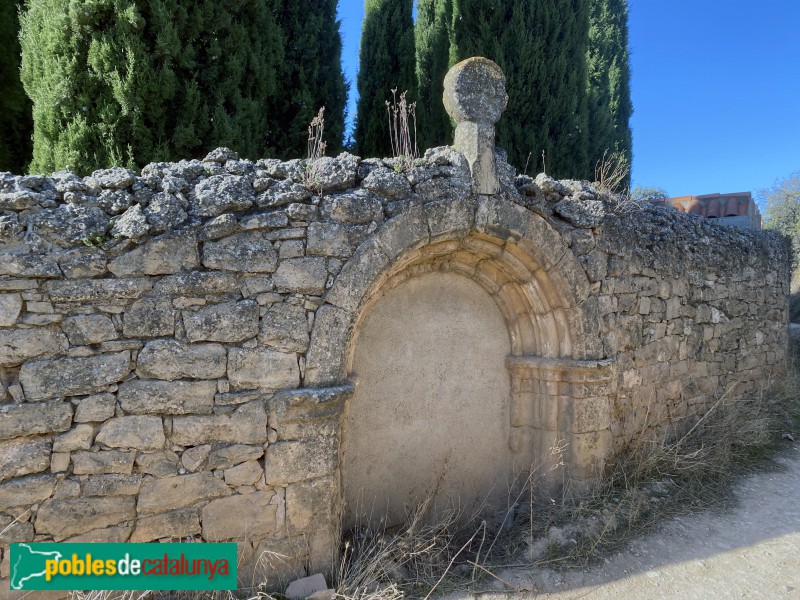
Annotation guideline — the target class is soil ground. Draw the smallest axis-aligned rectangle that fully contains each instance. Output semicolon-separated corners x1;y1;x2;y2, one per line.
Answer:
446;444;800;600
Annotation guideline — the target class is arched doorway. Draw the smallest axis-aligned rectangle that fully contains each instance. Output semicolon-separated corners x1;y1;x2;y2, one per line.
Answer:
341;271;514;528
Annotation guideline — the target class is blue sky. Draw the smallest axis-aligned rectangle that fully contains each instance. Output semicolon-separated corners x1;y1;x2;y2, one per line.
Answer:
337;1;800;199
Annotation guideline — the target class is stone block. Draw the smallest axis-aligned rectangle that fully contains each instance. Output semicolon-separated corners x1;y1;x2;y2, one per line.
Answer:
568;429;612;480
60;314;118;345
45;278;153;303
286;477;336;534
0;516;34;544
83;474;142;496
135;450;179;477
192;175;254;217
183;300;259;342
285;573;329;600
53;424;95;452
259;303;309;353
201;491;277;541
304;304;351;386
273;257;328;295
123;297;175;337
72;450;136;475
155;271;242;295
20;351;130;400
130;508;201;542
320;191;383;224
118;379;215;415
74;393;116;423
0;253;61;277
223;461;263;486
50;453;70;472
0;293;22;326
138;472;231;514
108;234;198;277
171;401;267;445
0;473;58;510
227;348;299;391
35;496;136;539
57;247;108;278
0;401;72;440
66;524;133;543
0;437;51;482
203;232;278;273
136;339;227;381
0;328;68;367
181;444;211;472
559;396;612;434
96;415;165;450
306;153;358;193
264;439;337;485
207;445;264;470
306;222;354;257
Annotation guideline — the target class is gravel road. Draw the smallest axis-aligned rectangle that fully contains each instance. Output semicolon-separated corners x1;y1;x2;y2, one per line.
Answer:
447;444;800;600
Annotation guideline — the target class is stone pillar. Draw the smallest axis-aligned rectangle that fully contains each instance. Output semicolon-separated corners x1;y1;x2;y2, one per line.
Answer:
443;57;508;195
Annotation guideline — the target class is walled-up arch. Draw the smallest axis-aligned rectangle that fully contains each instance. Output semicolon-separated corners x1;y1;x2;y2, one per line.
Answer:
307;196;616;525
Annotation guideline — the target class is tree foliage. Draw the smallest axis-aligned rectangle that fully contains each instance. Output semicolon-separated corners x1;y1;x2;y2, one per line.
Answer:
354;0;416;158
0;0;32;172
20;0;283;175
761;172;800;251
273;0;347;159
630;186;668;202
415;0;453;150
587;0;633;185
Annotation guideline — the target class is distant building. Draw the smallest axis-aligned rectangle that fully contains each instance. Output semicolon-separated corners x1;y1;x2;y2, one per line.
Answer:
650;192;762;230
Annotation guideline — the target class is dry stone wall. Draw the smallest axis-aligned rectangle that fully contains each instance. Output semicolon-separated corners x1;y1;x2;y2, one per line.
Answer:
0;138;790;590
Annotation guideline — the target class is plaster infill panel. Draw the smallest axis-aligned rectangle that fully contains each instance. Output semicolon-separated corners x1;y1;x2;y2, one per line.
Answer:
343;271;515;529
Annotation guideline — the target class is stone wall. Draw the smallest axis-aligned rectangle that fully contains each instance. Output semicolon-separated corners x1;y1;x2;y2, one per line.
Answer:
0;58;790;592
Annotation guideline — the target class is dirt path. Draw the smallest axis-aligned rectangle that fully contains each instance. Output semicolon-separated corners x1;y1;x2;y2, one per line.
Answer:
447;444;800;600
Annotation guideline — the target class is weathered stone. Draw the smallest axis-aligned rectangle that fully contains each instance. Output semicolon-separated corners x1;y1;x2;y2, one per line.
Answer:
201;491;277;541
144;192;188;232
118;379;216;415
53;424;95;452
306;153;359;193
202;232;278;273
227;347;299;391
306;222;354;257
171;401;267;445
123;297;175;337
0;515;34;544
46;278;153;302
199;213;240;241
74;393;116;423
138;472;231;514
362;167;412;197
130;508;201;542
155;271;242;295
181;444;211;472
205;147;239;163
136;339;227;381
554;196;606;228
96;416;165;450
286;203;319;221
285;573;329;600
207;445;265;470
61;314;118;345
0;474;58;510
0;189;41;210
259;303;309;353
90;166;136;189
135;450;179;477
83;474;142;496
19;351;130;401
443;57;507;194
239;211;289;231
29;204;109;247
35;496;136;538
0;400;72;439
0;437;51;482
192;175;254;217
112;204;151;239
0;328;68;366
0;293;22;326
224;460;263;486
66;524;133;543
279;239;306;259
286;477;336;533
320;192;383;224
108;234;198;277
264;439;337;485
183;300;259;343
72;450;136;475
273;257;328;294
257;179;312;208
56;247;108;278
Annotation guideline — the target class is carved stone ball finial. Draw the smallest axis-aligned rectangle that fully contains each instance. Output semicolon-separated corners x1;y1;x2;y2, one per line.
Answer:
443;57;508;195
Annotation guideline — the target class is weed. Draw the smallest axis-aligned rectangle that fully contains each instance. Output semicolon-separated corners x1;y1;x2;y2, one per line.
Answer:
385;89;418;172
594;149;629;195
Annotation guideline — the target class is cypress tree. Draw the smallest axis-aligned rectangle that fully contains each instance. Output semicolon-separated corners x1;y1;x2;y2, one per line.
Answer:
354;0;416;158
587;0;633;182
415;0;453;151
447;0;591;179
273;0;347;159
0;0;32;173
20;0;283;175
